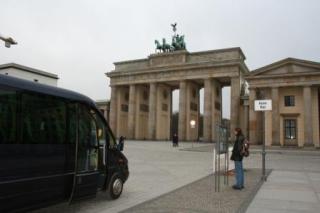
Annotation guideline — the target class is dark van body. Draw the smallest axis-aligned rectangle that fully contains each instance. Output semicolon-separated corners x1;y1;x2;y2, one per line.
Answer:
0;75;129;212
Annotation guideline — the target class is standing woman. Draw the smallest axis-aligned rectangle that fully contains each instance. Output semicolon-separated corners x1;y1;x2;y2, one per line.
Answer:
230;128;245;190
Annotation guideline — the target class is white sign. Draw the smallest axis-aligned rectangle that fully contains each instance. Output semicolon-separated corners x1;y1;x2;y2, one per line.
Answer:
255;100;272;111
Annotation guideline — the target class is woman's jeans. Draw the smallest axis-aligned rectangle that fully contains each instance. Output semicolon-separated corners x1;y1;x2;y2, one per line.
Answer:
234;161;244;187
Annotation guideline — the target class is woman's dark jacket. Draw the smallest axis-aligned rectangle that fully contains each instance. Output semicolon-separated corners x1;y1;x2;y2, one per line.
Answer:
231;135;245;161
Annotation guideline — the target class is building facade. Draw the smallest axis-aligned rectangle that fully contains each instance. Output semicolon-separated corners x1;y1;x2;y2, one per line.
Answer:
246;58;320;148
107;48;320;148
0;63;58;86
106;48;249;141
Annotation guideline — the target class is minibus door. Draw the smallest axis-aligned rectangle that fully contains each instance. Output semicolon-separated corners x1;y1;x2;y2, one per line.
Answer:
70;106;100;201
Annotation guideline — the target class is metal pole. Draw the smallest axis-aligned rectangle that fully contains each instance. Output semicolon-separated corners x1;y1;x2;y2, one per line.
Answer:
262;111;267;181
218;130;220;192
214;137;218;192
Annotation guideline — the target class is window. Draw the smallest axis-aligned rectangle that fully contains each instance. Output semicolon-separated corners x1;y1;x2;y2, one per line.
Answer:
77;106;99;171
0;88;18;144
284;119;296;139
21;93;67;144
93;112;106;168
284;96;295;107
67;103;77;144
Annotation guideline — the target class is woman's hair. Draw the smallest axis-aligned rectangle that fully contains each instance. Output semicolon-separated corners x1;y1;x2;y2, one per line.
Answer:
234;128;243;136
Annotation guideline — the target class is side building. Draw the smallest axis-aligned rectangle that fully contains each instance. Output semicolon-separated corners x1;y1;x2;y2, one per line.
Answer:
246;58;320;148
0;63;58;86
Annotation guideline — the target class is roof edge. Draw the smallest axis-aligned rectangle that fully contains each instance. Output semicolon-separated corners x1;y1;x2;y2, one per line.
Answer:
250;58;320;76
0;63;59;79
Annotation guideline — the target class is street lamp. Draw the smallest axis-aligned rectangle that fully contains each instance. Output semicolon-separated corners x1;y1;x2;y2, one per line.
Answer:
190;120;196;128
190;120;196;147
0;33;17;48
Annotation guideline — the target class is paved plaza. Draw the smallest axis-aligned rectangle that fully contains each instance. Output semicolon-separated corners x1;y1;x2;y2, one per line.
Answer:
33;141;320;213
33;141;213;213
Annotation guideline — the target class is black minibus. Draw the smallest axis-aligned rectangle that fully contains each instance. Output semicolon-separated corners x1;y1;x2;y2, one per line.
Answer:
0;75;129;212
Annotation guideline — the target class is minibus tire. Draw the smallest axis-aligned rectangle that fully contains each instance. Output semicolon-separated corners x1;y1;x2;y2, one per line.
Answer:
108;173;123;199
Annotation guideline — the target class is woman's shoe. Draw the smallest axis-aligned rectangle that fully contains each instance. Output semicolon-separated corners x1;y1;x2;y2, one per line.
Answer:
232;185;241;190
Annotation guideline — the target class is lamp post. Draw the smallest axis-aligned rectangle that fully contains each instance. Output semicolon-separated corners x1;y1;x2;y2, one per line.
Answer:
190;120;196;148
0;33;17;48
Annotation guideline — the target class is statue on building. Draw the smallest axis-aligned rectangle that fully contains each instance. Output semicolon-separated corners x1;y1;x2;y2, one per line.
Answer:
171;23;177;33
154;23;186;53
155;38;172;53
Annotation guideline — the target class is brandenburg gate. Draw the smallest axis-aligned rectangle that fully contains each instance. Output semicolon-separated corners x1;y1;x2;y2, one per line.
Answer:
107;25;249;141
107;48;249;141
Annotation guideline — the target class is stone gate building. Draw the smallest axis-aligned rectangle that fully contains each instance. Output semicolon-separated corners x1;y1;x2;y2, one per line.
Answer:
246;58;320;148
107;48;320;148
106;48;249;142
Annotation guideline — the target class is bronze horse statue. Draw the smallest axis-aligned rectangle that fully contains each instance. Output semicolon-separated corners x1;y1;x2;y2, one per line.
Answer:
155;38;172;53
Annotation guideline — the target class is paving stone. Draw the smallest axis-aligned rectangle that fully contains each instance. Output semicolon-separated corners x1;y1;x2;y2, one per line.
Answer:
121;169;264;213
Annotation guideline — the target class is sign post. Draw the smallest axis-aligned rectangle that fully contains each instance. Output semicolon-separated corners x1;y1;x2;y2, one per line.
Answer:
254;100;272;181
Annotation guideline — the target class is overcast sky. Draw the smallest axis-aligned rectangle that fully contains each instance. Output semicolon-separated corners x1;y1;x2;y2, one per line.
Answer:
1;0;319;118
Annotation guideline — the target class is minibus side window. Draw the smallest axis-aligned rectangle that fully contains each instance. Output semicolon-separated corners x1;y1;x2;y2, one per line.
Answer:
67;103;77;144
77;106;98;172
91;111;106;167
0;88;17;144
21;93;67;144
93;112;106;146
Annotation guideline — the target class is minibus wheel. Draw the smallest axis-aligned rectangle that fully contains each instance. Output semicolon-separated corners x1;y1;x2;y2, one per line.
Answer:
108;173;123;199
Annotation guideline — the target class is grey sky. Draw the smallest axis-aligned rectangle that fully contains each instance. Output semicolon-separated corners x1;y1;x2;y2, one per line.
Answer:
1;0;319;118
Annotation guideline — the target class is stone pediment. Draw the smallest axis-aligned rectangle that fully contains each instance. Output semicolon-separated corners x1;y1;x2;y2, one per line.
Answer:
248;58;320;78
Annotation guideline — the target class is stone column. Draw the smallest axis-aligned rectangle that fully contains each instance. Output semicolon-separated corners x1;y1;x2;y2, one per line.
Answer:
128;84;136;139
249;88;257;144
148;83;157;140
230;77;241;140
271;87;280;145
304;86;313;146
109;86;118;136
203;79;212;142
178;81;187;141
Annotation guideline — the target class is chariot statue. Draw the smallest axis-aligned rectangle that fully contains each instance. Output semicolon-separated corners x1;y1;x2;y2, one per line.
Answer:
154;23;186;53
